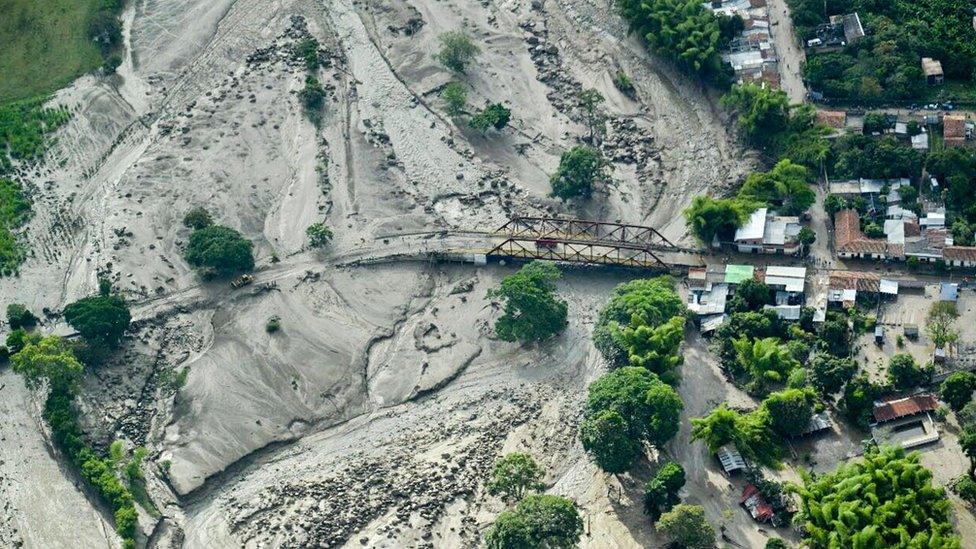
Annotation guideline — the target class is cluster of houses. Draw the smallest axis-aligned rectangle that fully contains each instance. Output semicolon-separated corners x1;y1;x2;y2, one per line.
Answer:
705;0;780;88
829;179;976;268
805;13;864;53
687;263;808;332
815;110;975;149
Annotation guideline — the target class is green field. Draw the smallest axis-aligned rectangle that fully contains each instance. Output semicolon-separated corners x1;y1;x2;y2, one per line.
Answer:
0;0;104;103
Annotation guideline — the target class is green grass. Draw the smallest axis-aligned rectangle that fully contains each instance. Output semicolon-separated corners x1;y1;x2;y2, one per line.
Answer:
0;0;105;103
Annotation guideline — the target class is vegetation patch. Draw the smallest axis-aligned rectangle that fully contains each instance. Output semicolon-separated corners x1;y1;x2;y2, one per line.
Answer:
0;178;33;275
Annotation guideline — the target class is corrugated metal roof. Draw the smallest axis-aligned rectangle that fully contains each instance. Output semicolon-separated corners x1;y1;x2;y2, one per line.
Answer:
735;208;767;241
873;394;939;423
725;264;755;284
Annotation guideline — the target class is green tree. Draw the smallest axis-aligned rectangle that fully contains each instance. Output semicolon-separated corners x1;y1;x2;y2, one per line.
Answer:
733;336;799;395
862;112;890;134
183;206;213;230
683;195;759;244
644;461;685;519
691;404;782;467
765;539;788;549
579;409;640;474
441;82;468;116
6;303;37;330
797;227;816;251
655;504;715;549
960;425;976;477
791;446;959;548
6;328;29;354
818;311;851;357
10;335;83;391
738;159;815;216
470;103;511;133
823;194;846;218
185;225;255;276
487;453;546;503
809;354;857;395
928;301;959;350
577;89;605;142
63;295;131;350
292;37;320;71
617;0;730;84
436;31;480;73
616;315;684;383
586;367;683;447
841;374;886;429
721;84;790;146
593;277;685;368
484;494;583;549
728;278;772;313
549;146;609;200
488;261;567;343
887;353;930;390
761;388;816;437
306;222;334;248
941;372;976;412
298;76;326;122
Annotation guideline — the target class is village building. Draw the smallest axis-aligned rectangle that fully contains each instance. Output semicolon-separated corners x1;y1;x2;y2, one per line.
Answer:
833;209;893;260
922;57;944;86
716;445;747;474
944;246;976;268
816;110;847;134
944;115;967;147
870;394;941;449
733;208;802;255
741;484;775;523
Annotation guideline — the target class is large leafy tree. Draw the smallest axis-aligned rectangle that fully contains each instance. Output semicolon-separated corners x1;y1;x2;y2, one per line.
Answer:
655;504;715;549
927;301;959;350
185;225;255;276
488;261;568;343
487;453;546;504
615;315;684;384
644;461;685;519
549;146;609;200
841;374;888;429
617;0;730;84
761;387;816;437
683;195;759;244
581;367;683;472
809;354;857;396
10;335;83;391
579;409;640;474
941;371;976;412
691;404;782;467
721;84;790;146
887;353;931;391
484;494;583;549
732;336;799;395
738;158;815;216
63;295;131;350
592;277;684;368
791;446;960;548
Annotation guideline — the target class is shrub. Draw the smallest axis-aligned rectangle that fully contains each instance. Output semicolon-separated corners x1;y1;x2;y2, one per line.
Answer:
6;303;37;330
469;103;511;134
265;316;281;333
182;206;213;230
436;31;480;73
613;71;635;96
441;82;468;116
185;225;254;276
953;475;976;505
293;37;320;71
5;328;29;354
306;222;333;248
644;461;685;519
299;76;327;125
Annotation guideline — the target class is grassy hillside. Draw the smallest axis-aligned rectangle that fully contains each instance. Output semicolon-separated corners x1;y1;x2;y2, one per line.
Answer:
0;0;105;103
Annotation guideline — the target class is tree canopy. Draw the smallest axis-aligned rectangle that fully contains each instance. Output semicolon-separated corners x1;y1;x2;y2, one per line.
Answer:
732;336;799;395
184;225;255;276
941;371;976;412
581;367;683;472
644;461;685;519
691;403;782;467
617;0;731;85
761;387;817;437
655;504;715;549
487;453;546;503
593;277;685;369
10;335;83;391
549;146;608;200
488;261;567;343
738;158;815;216
683;195;759;244
63;294;131;350
791;446;959;548
887;353;930;391
470;103;511;133
484;494;583;549
436;31;480;73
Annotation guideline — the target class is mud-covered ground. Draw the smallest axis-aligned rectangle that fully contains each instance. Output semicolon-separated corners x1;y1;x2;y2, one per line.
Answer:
0;0;779;547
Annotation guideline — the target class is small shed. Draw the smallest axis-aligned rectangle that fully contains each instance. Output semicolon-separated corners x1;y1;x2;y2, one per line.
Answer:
875;325;884;344
717;445;747;474
922;57;944;85
940;282;959;302
904;323;919;339
741;484;775;523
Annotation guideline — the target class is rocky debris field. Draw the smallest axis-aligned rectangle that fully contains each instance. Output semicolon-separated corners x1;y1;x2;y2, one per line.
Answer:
0;0;758;547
